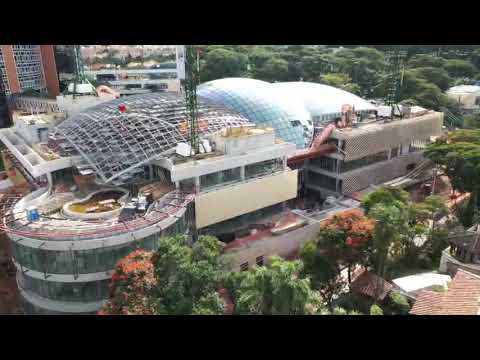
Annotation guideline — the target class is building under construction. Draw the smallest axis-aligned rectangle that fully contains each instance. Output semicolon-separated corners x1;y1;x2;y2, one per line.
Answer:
0;77;444;314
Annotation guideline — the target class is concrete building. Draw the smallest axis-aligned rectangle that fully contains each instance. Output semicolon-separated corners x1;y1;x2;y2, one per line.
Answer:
446;85;480;112
0;45;59;98
0;77;447;315
440;224;480;277
304;110;443;198
0;92;302;314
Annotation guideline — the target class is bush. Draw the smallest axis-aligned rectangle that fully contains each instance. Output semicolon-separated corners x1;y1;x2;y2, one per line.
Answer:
388;292;410;315
332;307;348;315
370;304;384;315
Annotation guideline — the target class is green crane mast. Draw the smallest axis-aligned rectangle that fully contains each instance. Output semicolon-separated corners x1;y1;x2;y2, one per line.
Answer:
384;50;407;118
71;45;95;99
183;45;200;155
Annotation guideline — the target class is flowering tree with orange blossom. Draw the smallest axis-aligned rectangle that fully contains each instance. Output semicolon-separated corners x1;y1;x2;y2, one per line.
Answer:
98;249;162;315
98;235;228;315
300;208;374;309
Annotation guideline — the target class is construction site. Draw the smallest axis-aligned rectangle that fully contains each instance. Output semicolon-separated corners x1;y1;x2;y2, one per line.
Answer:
0;46;451;314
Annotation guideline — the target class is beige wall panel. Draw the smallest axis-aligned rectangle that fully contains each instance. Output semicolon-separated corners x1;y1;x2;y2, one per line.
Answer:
195;170;298;229
334;113;443;162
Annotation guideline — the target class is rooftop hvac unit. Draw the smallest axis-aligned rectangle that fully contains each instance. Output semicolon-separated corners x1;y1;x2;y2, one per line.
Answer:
67;83;96;95
176;142;192;157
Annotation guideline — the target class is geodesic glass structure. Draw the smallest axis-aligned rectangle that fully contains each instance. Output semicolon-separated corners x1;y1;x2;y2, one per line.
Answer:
198;78;308;149
54;92;253;183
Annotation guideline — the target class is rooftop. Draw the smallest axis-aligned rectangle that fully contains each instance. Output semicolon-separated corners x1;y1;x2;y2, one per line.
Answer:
392;272;451;294
350;269;393;301
330;110;440;140
410;269;480;315
447;85;480;94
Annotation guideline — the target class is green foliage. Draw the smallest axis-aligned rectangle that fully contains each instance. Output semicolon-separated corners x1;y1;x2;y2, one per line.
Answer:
201;48;249;81
320;73;361;94
362;186;410;215
445;59;478;78
425;130;480;199
369;304;384;315
463;113;480;129
458;194;476;228
408;54;447;69
422;227;449;267
388;292;410;315
191;292;226;315
254;57;290;82
411;67;453;92
232;256;323;315
361;187;445;281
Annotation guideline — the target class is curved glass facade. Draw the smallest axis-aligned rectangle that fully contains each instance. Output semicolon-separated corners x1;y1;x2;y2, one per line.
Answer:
11;212;186;275
271;82;377;125
18;274;110;303
9;203;191;314
198;78;307;149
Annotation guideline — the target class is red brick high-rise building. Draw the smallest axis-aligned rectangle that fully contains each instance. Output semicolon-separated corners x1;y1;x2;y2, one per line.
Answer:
0;45;60;98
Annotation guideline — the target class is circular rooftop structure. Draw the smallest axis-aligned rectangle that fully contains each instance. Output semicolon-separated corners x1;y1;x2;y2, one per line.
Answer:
198;78;309;149
54;92;253;184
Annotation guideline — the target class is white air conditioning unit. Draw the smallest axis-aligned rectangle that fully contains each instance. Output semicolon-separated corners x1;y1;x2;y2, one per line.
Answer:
176;142;192;157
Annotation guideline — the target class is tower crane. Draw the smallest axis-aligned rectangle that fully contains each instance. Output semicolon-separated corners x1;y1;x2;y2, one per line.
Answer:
183;45;201;155
384;50;407;118
68;45;96;99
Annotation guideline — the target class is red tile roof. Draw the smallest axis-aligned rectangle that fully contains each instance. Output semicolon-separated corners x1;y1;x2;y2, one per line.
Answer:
350;270;393;300
410;269;480;315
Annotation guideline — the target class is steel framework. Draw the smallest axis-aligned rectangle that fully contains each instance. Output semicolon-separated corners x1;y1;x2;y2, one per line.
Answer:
53;92;252;184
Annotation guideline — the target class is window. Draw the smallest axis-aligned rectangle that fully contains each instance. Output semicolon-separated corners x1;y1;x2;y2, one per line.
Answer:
340;151;389;173
307;172;337;191
256;255;264;267
245;159;282;179
200;167;241;190
310;157;337;172
240;262;249;271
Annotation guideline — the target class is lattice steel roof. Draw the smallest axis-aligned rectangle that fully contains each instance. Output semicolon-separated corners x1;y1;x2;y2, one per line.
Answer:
54;92;253;183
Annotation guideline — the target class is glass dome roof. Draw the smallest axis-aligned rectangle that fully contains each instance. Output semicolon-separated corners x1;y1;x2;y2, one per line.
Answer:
271;82;377;120
198;78;309;149
54;92;253;183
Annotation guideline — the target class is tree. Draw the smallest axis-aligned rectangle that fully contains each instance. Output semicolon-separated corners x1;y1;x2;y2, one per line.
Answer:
463;113;480;129
98;235;227;315
411;67;453;91
470;49;480;70
387;292;410;315
152;235;226;315
201;48;249;82
249;47;276;70
408;54;446;69
320;73;361;94
445;59;478;79
370;304;384;315
254;57;290;82
300;209;374;310
231;256;324;315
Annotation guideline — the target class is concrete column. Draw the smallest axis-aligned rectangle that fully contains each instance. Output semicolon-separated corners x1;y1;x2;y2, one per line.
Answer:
282;156;287;169
195;177;200;194
46;172;53;187
39;45;60;97
175;181;180;189
240;166;245;181
388;148;392;160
